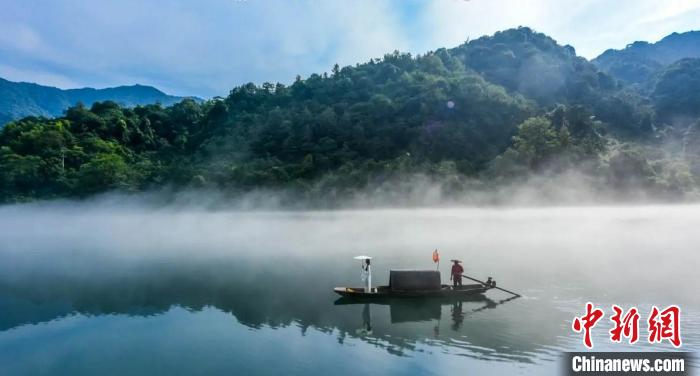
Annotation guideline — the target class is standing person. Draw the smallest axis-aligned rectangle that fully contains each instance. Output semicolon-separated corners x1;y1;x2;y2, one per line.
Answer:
450;260;463;288
361;258;372;293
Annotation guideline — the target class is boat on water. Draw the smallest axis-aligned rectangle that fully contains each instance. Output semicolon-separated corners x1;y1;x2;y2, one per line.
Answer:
334;253;519;301
334;268;492;299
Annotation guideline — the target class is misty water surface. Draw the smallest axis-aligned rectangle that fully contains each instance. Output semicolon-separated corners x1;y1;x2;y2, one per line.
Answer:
0;202;698;375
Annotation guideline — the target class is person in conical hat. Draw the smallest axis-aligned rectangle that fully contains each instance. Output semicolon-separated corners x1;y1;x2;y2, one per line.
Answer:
450;260;463;288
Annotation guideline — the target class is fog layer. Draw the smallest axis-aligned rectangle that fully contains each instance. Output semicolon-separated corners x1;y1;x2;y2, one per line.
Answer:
1;199;699;306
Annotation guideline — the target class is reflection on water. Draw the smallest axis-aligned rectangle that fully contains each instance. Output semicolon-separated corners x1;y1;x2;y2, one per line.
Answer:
0;205;699;375
0;262;549;359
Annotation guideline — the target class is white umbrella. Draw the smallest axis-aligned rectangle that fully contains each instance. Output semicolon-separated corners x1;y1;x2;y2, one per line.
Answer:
353;255;372;260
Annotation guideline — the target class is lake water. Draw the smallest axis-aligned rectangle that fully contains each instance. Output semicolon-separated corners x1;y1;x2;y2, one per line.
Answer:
0;204;698;375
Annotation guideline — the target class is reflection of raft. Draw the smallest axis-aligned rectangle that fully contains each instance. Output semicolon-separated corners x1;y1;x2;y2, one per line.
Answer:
334;270;490;299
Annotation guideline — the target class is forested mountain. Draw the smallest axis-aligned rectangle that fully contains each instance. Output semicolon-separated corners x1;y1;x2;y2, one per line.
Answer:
593;30;700;86
2;27;700;204
651;58;700;121
0;78;188;126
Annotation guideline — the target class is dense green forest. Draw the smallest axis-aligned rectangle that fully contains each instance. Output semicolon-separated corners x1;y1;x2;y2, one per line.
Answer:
3;27;700;203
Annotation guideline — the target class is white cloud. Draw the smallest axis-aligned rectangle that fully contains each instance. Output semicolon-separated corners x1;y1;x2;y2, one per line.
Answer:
0;0;410;97
0;0;699;96
637;0;700;24
415;0;700;58
0;23;44;53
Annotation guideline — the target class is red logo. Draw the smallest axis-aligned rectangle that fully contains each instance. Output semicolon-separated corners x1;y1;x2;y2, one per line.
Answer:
648;305;682;347
609;305;640;344
572;304;682;348
572;302;605;349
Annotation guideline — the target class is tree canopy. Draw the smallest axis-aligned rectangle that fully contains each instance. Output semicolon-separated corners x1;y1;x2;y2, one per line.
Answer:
2;27;700;203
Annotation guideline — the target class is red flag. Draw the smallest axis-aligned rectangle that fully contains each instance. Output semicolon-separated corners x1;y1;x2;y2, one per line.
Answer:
432;249;439;263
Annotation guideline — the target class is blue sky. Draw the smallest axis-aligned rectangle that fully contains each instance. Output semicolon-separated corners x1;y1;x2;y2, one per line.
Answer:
1;0;700;97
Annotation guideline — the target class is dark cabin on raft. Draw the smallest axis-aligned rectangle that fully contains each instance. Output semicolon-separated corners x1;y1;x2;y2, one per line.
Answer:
334;269;491;299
